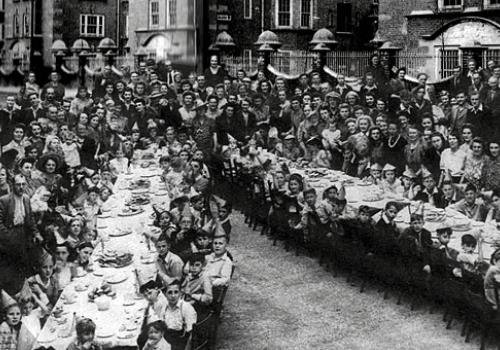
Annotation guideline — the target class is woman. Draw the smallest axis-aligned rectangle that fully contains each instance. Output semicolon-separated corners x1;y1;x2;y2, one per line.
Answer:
15;158;36;196
440;133;466;184
70;86;93;117
482;141;500;191
347;116;372;163
296;105;325;153
32;153;64;193
66;217;86;249
411;86;432;124
0;164;10;196
383;120;407;175
403;126;427;173
423;132;446;183
276;135;302;162
368;126;385;166
389;67;409;95
462;137;488;189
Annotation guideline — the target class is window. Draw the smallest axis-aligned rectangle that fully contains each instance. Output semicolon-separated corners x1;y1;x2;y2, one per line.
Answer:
23;12;29;37
337;2;352;33
80;14;105;37
150;0;159;27
276;0;291;27
244;0;252;19
168;0;176;26
439;0;462;10
300;0;312;28
243;49;253;70
13;12;20;37
485;0;500;7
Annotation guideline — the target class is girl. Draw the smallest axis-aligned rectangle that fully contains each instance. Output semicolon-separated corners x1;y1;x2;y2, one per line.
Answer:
66;217;85;249
23;251;60;308
305;137;331;169
55;242;74;291
73;242;94;272
0;294;35;350
19;294;48;339
109;145;129;177
379;164;403;198
401;168;418;200
142;321;171;350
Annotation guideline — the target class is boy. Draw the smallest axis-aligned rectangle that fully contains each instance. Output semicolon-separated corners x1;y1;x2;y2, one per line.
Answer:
67;318;100;350
191;229;213;256
155;233;184;287
399;214;433;273
204;236;233;287
456;234;478;273
181;253;213;314
295;188;319;245
140;280;167;322
450;183;489;222
163;281;197;350
142;320;170;350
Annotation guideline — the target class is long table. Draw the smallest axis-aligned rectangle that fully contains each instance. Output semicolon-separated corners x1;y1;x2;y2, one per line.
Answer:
288;166;500;264
35;164;167;349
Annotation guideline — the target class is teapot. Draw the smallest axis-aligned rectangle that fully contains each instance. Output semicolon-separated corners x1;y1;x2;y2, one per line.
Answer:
95;295;111;311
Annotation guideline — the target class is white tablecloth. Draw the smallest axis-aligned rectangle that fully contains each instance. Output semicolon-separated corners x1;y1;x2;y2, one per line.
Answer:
35;165;169;349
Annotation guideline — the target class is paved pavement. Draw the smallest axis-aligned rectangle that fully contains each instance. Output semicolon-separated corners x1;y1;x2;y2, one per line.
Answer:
216;211;485;350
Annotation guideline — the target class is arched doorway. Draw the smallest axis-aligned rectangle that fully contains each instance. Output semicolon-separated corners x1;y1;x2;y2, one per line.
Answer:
144;34;172;60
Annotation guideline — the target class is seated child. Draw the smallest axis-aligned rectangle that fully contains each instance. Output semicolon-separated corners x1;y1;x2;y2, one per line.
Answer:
155;233;184;286
456;234;478;274
152;208;176;239
204;235;233;287
140;280;167;322
191;229;213;256
0;292;36;350
484;248;500;309
398;214;433;273
433;226;458;260
351;205;375;252
72;242;94;272
66;317;101;350
142;320;171;350
294;188;320;245
218;201;232;241
181;253;213;313
163;281;197;350
23;251;60;308
55;242;74;292
19;295;48;339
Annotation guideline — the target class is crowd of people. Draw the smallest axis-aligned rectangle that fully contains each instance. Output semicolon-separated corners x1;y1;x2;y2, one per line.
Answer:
0;52;500;349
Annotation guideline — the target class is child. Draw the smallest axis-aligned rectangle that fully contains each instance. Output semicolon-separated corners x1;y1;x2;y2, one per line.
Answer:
83;187;101;230
109;145;129;177
484;248;500;309
73;242;94;272
218;200;232;241
191;229;213;256
398;214;433;273
142;320;171;350
55;242;74;291
67;317;101;350
23;251;60;308
163;281;197;350
19;295;47;339
456;234;478;273
401;167;418;200
434;226;458;260
204;235;233;287
305;137;331;169
61;132;81;169
0;292;35;350
379;163;403;197
140;280;167;322
181;253;213;313
155;233;184;286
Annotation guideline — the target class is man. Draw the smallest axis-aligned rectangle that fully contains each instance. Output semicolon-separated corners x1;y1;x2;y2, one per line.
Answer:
0;174;43;295
178;91;198;129
0;96;21;145
411;73;436;103
448;66;469;96
195;75;209;102
41;71;65;102
479;76;500;115
17;93;44;127
468;72;484;96
127;98;156;136
155;233;184;286
232;98;256;143
41;87;61;110
332;74;352;101
466;92;493;140
449;91;469;136
359;72;379;100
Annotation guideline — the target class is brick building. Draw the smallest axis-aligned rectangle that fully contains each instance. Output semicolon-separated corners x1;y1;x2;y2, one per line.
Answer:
2;0;125;71
379;0;500;77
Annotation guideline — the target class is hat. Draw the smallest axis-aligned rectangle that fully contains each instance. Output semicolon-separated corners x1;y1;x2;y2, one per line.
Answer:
382;163;396;172
421;167;433;179
370;163;383;171
305;137;322;148
402;167;417;179
139;280;162;294
325;91;341;100
1;290;17;310
436;222;452;234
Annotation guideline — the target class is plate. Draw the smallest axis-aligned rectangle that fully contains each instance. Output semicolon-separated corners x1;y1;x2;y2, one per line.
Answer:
97;224;108;230
38;330;57;343
117;332;135;339
109;230;133;237
96;329;115;338
123;300;135;306
118;208;145;217
106;274;128;284
98;213;112;219
93;270;104;277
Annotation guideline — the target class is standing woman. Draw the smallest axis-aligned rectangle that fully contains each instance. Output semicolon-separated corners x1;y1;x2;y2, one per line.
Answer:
383;120;407;176
368;126;386;166
403;126;427;174
482;141;500;191
15;158;36;197
0;164;10;196
203;55;227;88
462;137;488;189
423;132;446;184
